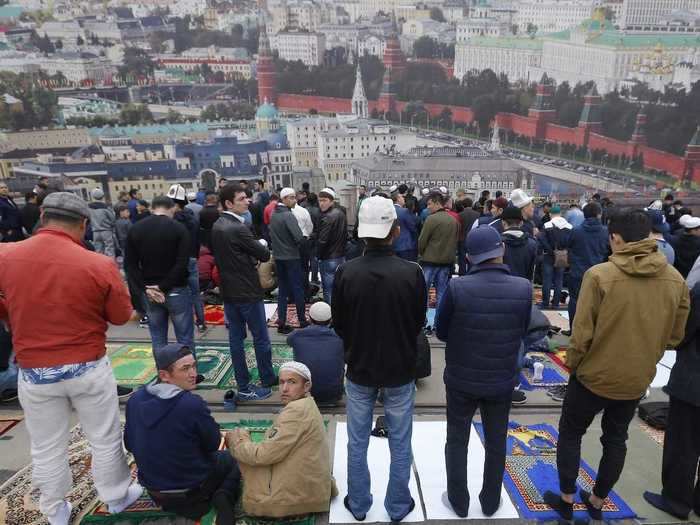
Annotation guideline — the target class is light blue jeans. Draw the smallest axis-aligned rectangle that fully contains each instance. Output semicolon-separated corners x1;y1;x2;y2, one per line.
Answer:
144;286;195;355
319;257;345;304
422;263;451;309
188;257;205;325
345;379;416;521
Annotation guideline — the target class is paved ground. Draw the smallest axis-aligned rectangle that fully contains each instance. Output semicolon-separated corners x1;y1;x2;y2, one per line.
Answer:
0;312;689;525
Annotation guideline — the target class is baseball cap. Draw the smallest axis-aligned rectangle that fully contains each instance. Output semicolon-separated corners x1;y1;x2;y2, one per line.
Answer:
91;188;104;200
493;197;509;209
679;214;700;230
167;184;187;203
510;188;533;209
358;195;397;239
153;343;193;371
280;187;295;199
466;226;505;265
41;192;90;220
319;187;336;200
309;301;332;323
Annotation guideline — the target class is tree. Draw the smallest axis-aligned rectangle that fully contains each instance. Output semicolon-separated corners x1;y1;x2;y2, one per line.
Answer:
76;35;84;46
166;109;183;123
429;7;446;22
472;94;496;135
413;36;437;58
33;32;55;54
526;23;538;36
120;104;154;125
309;108;318;115
118;47;155;79
55;39;63;50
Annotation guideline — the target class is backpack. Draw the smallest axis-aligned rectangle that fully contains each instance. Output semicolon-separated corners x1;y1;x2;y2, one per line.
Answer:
638;401;669;430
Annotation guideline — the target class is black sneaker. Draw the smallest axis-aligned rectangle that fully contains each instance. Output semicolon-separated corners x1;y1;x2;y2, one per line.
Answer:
548;385;567;403
511;389;527;405
117;385;133;399
0;389;18;402
561;329;572;337
196;322;207;334
138;316;149;327
579;490;603;521
277;325;294;335
543;491;573;521
343;495;366;521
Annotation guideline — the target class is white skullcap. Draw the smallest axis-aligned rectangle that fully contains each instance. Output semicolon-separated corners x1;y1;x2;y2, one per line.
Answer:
421;188;430;196
309;301;332;322
389;185;398;194
280;187;296;199
320;187;337;200
186;191;197;201
679;214;700;230
439;186;448;196
279;361;311;382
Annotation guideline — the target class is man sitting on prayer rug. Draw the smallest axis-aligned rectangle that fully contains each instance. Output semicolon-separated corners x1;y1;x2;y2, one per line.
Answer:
226;362;338;517
124;343;241;525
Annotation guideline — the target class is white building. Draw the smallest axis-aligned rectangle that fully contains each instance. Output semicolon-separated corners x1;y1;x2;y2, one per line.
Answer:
0;52;41;75
318;23;369;51
454;36;542;82
619;0;700;30
170;0;208;17
38;52;115;85
456;15;512;40
357;34;386;57
268;0;323;33
513;0;595;34
38;21;86;43
157;46;253;79
443;0;468;23
272;31;325;66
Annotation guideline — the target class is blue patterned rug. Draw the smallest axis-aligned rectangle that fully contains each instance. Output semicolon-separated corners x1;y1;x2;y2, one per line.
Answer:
474;422;636;521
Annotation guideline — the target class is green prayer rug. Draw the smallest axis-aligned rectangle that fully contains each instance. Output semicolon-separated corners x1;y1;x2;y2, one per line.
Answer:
198;343;294;390
107;343;158;388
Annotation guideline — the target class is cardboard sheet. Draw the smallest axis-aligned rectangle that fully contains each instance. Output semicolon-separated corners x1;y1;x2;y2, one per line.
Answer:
329;422;424;523
412;422;519;520
264;303;277;321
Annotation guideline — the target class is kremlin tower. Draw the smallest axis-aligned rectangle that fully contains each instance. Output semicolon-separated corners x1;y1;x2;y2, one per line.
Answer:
256;24;277;105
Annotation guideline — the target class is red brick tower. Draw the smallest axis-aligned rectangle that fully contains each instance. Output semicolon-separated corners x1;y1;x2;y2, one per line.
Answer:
630;106;647;146
256;25;277;105
377;16;406;115
528;74;556;139
685;126;700;183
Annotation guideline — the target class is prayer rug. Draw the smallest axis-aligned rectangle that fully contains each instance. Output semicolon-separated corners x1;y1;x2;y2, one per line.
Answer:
196;343;294;389
0;426;99;525
266;304;312;328
533;286;543;304
474;422;636;521
428;288;437;308
638;421;665;446
107;343;157;388
0;418;20;437
518;351;570;390
204;304;226;325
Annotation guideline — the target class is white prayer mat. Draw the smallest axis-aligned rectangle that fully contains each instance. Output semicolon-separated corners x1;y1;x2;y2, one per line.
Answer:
264;303;277;321
559;311;570;320
412;422;519;520
329;422;424;523
659;350;676;369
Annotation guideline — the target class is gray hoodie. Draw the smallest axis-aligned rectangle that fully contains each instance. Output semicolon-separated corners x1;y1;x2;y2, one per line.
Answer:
89;201;116;232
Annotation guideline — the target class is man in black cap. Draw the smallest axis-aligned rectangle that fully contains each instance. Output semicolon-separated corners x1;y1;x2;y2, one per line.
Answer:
436;226;532;518
501;206;537;281
124;343;241;525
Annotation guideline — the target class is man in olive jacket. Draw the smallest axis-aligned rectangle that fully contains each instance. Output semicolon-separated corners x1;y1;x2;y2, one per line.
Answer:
418;190;458;308
545;209;689;522
211;183;276;402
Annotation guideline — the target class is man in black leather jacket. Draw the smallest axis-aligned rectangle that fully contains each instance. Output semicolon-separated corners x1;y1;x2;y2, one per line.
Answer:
317;188;347;303
211;183;276;402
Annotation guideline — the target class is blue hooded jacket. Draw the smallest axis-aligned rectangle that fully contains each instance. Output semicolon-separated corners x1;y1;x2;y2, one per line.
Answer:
569;217;609;280
393;204;417;253
124;384;221;491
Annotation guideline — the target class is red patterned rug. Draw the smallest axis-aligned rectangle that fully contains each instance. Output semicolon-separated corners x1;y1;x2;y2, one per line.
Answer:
204;304;225;325
267;304;312;328
0;419;20;437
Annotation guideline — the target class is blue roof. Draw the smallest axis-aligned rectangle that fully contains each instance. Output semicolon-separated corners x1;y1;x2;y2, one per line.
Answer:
265;131;289;149
256;103;279;120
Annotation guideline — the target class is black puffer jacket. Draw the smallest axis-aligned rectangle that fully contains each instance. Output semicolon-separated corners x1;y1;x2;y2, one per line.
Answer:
174;208;199;258
318;205;347;260
670;232;700;278
211;213;270;303
665;282;700;407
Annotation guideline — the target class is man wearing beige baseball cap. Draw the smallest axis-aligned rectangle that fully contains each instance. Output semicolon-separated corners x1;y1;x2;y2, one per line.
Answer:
332;195;427;522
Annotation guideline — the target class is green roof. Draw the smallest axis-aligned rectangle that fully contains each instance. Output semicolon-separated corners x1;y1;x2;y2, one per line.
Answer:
256;102;279;120
467;36;542;50
88;123;209;137
0;5;23;18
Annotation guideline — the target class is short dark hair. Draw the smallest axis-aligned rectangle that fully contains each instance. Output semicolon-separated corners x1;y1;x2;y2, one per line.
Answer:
583;201;602;219
219;183;246;207
365;219;399;248
495;190;503;198
592;193;601;201
665;193;674;201
302;182;310;191
151;196;174;210
462;197;473;208
543;201;552;208
129;188;138;197
608;209;650;243
481;190;490;197
42;210;84;227
307;192;318;205
255;179;264;185
427;191;445;206
25;191;36;201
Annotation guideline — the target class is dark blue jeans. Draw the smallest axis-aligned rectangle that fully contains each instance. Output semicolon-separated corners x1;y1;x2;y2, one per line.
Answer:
145;286;195;354
276;259;306;326
188;257;205;324
567;275;583;329
445;387;511;517
422;263;451;309
457;241;468;276
542;259;564;308
319;257;345;304
223;301;276;390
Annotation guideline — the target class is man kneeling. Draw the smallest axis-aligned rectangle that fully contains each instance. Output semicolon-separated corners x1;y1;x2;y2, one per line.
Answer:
124;344;240;524
226;362;337;517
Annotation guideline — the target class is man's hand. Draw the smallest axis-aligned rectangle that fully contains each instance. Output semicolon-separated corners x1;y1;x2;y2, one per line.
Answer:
225;428;251;449
145;285;166;304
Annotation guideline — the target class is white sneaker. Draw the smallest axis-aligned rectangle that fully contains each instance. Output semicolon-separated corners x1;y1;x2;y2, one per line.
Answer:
48;501;72;525
108;483;143;514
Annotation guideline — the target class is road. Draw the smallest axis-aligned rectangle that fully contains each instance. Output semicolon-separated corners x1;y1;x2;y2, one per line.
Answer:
517;160;629;193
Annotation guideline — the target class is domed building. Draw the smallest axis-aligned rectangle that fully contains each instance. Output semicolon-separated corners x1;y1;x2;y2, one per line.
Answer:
255;101;280;136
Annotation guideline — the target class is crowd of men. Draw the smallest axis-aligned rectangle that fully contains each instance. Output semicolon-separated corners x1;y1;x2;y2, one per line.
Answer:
0;177;699;525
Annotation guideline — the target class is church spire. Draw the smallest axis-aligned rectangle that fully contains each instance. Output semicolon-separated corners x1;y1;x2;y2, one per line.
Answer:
352;64;368;118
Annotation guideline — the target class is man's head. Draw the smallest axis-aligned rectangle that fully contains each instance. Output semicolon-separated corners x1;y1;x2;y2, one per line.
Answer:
309;301;332;326
608;209;651;252
456;189;466;201
358;195;399;246
280;187;297;208
646;209;668;236
296;190;307;203
38;176;49;189
501;205;523;229
392;191;405;207
220;183;250;215
319;188;336;212
0;181;9;198
510;189;534;220
154;344;197;391
239;179;249;189
426;191;445;213
278;362;312;404
205;191;218;206
466;225;504;265
495;190;503;199
270;193;280;204
664;193;674;203
542;202;552;213
91;188;104;201
118;191;129;203
583;201;602;220
186;191;197;203
359;185;367;196
40;191;91;239
462;197;473;209
118;206;130;219
25;191;37;204
137;199;149;213
167;184;188;209
254;179;264;192
151;195;175;217
129;188;138;199
481;190;490;200
550;204;561;217
679;214;700;236
492;197;509;217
